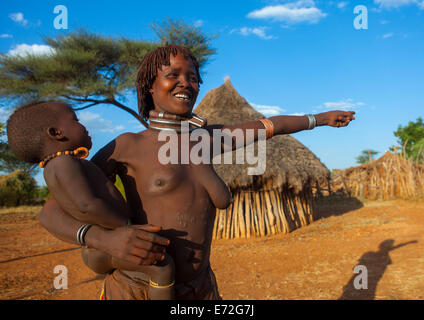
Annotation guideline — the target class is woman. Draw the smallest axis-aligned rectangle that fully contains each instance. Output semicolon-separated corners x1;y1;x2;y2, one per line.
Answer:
40;44;355;299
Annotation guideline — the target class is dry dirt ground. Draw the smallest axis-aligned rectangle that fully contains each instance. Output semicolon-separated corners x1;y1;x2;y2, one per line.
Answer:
1;197;423;300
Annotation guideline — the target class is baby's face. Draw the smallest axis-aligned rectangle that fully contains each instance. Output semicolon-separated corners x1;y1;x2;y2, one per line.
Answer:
53;103;92;150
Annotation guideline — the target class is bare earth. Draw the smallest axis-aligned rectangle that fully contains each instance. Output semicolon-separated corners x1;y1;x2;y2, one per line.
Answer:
1;197;423;300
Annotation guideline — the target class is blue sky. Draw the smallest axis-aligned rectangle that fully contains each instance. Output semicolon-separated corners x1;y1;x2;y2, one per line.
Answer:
1;0;423;185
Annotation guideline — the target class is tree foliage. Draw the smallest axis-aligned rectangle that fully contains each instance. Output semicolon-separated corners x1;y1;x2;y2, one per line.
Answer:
0;20;216;127
356;149;379;165
392;117;424;162
152;18;216;68
0;170;38;207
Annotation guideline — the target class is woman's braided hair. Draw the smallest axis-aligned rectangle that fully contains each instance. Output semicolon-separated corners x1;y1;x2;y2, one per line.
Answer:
136;44;202;120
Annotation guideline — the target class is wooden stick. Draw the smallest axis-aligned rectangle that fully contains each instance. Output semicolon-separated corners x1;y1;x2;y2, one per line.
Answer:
255;191;265;237
225;201;233;240
264;190;277;234
238;193;246;238
216;209;225;239
286;190;300;229
260;191;271;236
295;195;307;227
212;211;218;240
271;190;285;234
234;193;240;239
272;190;284;233
251;192;260;236
244;192;251;238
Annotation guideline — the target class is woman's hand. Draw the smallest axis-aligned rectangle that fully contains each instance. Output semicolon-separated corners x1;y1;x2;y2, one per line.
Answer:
315;111;356;128
86;224;170;266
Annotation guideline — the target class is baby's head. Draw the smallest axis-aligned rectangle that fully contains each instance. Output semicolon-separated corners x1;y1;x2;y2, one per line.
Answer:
7;101;92;164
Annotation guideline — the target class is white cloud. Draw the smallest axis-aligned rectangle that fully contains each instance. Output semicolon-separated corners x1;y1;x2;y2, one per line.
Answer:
231;27;276;40
0;108;13;123
0;34;13;39
249;102;286;116
316;99;364;111
128;119;145;131
337;2;349;9
194;19;204;27
7;44;56;57
77;111;125;134
9;12;28;26
247;0;327;25
383;32;394;38
374;0;424;9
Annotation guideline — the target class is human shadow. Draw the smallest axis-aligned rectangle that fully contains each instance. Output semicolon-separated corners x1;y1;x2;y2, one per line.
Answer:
339;239;418;300
314;194;364;219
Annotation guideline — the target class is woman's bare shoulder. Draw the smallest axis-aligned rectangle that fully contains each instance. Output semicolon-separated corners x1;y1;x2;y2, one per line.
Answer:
115;131;148;143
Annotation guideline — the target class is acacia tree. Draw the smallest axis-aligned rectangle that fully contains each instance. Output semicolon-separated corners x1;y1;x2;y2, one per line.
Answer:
356;149;379;164
0;20;216;128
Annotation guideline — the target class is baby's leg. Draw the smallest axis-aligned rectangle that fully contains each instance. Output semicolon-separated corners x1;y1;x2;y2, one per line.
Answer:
146;253;175;300
112;253;175;300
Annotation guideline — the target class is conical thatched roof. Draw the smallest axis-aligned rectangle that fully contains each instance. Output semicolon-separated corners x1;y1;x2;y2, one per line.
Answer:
194;78;330;192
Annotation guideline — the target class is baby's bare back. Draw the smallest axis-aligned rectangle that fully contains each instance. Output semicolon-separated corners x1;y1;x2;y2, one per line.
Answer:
114;130;231;283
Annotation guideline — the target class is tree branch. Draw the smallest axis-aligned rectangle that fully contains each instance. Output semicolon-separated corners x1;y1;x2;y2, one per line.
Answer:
73;102;102;111
109;98;148;128
63;95;148;128
63;95;105;104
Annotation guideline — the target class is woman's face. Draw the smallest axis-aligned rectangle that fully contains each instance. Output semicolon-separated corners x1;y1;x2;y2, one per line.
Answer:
149;52;199;117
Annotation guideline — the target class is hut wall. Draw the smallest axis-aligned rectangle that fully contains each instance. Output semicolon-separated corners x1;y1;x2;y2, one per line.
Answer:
212;186;315;240
332;152;424;201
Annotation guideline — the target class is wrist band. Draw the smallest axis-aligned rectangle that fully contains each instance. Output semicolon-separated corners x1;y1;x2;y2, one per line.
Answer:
149;279;175;289
259;118;274;140
306;114;317;130
77;224;92;246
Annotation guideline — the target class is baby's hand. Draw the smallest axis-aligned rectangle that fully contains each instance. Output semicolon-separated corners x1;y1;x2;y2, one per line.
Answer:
316;111;355;128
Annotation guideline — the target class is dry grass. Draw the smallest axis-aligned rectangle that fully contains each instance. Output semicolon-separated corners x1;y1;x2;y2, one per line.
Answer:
332;151;424;201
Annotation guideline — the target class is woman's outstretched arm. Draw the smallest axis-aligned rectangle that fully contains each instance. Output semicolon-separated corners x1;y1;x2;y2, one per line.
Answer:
209;110;355;155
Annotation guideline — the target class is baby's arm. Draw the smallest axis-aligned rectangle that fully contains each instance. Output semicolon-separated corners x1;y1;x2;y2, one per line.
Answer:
45;156;128;229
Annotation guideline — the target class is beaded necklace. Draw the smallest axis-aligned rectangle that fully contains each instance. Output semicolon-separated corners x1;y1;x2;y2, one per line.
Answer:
39;147;89;168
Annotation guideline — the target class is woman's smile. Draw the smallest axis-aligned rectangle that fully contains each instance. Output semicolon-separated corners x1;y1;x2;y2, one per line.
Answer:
150;52;199;116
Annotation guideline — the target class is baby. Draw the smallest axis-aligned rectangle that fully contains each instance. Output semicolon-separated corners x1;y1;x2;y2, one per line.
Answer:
6;101;174;300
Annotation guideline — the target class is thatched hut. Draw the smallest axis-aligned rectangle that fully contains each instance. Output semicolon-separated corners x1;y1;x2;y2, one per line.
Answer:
194;78;330;239
331;151;424;200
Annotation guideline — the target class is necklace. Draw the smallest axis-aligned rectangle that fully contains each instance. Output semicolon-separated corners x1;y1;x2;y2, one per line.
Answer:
148;111;207;133
39;147;89;168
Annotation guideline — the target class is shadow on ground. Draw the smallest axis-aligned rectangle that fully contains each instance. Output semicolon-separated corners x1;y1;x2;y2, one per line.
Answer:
339;239;418;300
314;194;364;219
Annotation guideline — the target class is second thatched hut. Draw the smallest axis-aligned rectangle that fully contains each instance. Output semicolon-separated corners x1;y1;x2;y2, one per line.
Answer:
194;78;330;239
